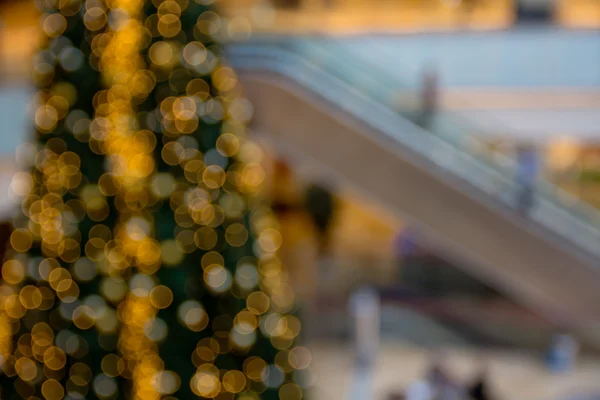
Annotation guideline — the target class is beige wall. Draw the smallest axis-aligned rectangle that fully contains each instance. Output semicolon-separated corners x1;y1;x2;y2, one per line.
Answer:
557;0;600;27
219;0;514;32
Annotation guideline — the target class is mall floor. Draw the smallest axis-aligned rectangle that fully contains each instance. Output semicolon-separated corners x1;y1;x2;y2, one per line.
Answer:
310;340;600;400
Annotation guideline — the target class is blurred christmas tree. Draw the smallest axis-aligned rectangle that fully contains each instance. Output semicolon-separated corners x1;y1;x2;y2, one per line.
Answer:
0;0;307;399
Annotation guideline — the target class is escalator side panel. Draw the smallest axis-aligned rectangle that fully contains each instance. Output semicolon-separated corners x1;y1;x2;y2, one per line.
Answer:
239;72;600;341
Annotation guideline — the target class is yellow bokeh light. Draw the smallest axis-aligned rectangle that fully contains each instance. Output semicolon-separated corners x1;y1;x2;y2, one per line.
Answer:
2;260;26;285
160;239;184;266
43;346;67;371
190;365;220;398
225;223;248;247
289;346;312;371
194;226;218;250
101;354;125;378
186;78;210;100
19;286;43;310
234;309;257;334
244;357;266;382
182;42;207;66
48;268;72;292
43;13;67;38
153;370;181;395
83;7;107;31
59;0;82;16
178;300;208;332
15;357;38;381
72;305;96;330
150;173;176;198
149;285;173;309
203;264;230;293
42;378;65;400
157;1;182;17
10;229;33;252
192;338;219;366
222;370;246;393
279;382;303;400
258;228;283;253
246;292;270;315
158;14;182;37
35;105;59;132
264;313;288;337
149;41;175;67
216;133;240;157
70;363;93;385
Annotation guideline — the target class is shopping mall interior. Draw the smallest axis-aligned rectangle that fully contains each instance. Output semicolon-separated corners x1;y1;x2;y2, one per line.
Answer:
0;0;600;399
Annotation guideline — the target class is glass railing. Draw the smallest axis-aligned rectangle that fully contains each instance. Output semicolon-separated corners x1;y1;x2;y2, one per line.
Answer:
227;37;600;260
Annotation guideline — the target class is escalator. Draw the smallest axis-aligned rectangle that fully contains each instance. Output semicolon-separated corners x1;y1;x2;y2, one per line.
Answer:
227;38;600;345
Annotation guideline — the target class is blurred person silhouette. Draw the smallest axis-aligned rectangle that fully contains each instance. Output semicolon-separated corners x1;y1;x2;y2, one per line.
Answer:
546;333;579;374
515;143;538;215
468;359;493;400
405;357;465;400
395;227;423;288
419;64;439;130
395;227;419;261
304;182;337;257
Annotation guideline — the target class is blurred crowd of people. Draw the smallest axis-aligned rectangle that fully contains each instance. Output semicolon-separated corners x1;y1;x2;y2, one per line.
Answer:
387;332;580;400
388;357;493;400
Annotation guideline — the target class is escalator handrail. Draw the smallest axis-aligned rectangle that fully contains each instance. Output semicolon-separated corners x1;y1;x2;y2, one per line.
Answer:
227;41;600;262
285;38;600;228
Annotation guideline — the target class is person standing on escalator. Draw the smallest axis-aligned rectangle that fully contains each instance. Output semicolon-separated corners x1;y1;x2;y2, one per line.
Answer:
515;144;539;215
419;65;439;130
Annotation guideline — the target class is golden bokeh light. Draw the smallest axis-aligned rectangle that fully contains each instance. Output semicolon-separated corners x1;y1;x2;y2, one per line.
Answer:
182;42;207;66
41;379;65;400
222;370;246;393
101;354;124;378
244;357;267;382
246;291;270;315
19;286;42;310
158;14;182;37
70;363;93;386
149;41;176;67
177;300;208;332
288;347;312;370
279;382;303;400
72;305;96;330
43;346;67;371
153;370;181;394
2;260;26;285
43;13;67;37
190;364;221;398
10;229;33;252
15;357;38;381
149;285;173;309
